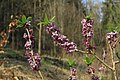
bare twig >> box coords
[114,36,120,47]
[38,70,44,80]
[115,61,120,64]
[94,54,113,71]
[109,45,117,80]
[76,50,90,54]
[76,49,113,71]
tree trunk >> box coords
[11,0,14,49]
[38,24,42,54]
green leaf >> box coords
[22,15,27,23]
[106,23,115,32]
[16,20,21,23]
[16,15,32,29]
[86,58,91,65]
[43,14,49,26]
[85,16,90,19]
[108,26,114,32]
[84,55,92,65]
[91,56,95,62]
[16,24,23,28]
[115,24,120,32]
[85,13,93,19]
[67,58,76,67]
[27,17,32,21]
[50,16,55,23]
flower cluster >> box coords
[91,74,100,80]
[23,29,34,49]
[23,25,40,71]
[98,65,106,72]
[87,66,100,80]
[81,18,95,51]
[68,68,77,80]
[87,66,95,74]
[46,23,78,53]
[25,51,41,71]
[106,32,119,48]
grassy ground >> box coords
[0,48,120,80]
[0,48,70,80]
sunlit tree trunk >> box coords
[38,23,42,54]
[37,0,42,54]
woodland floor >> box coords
[0,48,120,80]
[0,48,70,80]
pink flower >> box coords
[81,18,95,51]
[24,41,31,49]
[23,33,28,39]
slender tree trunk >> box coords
[16,31,19,50]
[53,0,56,55]
[12,32,15,49]
[11,0,15,49]
[38,24,42,54]
[38,0,42,54]
[33,0,36,22]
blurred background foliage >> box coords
[0,0,120,59]
[0,0,108,53]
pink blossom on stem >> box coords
[81,18,95,51]
[46,23,78,53]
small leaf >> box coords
[115,24,120,32]
[16,24,23,28]
[16,20,21,23]
[67,58,76,67]
[50,16,55,23]
[27,17,32,21]
[108,26,114,32]
[84,55,92,65]
[43,14,49,26]
[85,16,90,19]
[91,56,95,62]
[85,13,94,19]
[22,15,27,23]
